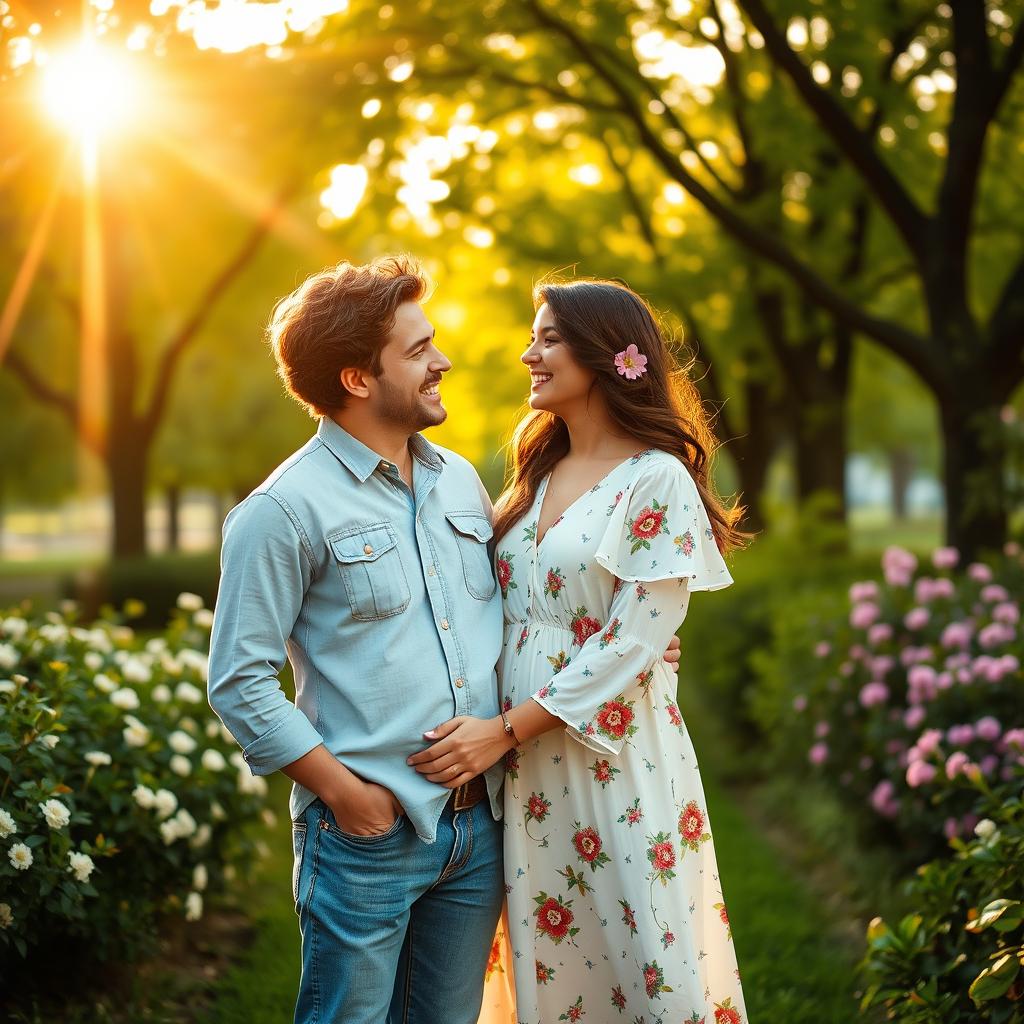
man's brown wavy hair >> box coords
[267,255,429,417]
[492,277,747,554]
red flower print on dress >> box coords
[714,997,742,1024]
[617,796,643,826]
[674,530,695,557]
[684,1014,707,1024]
[618,898,637,935]
[665,701,685,736]
[589,758,620,788]
[533,892,578,945]
[485,935,503,979]
[569,606,602,647]
[678,799,712,853]
[526,792,551,824]
[714,901,733,941]
[571,821,610,871]
[496,551,516,598]
[598,617,622,649]
[505,746,520,781]
[636,668,654,694]
[635,583,649,602]
[544,567,567,597]
[515,624,530,654]
[558,995,584,1022]
[641,960,672,999]
[610,985,627,1012]
[606,490,623,516]
[594,697,637,742]
[502,695,512,712]
[646,831,677,884]
[535,960,556,984]
[661,929,676,949]
[627,499,670,554]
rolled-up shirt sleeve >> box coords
[208,492,325,775]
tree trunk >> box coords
[107,431,148,559]
[729,376,777,535]
[166,483,181,553]
[938,393,1007,560]
[889,448,915,521]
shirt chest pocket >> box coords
[329,524,411,621]
[446,511,496,601]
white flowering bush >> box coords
[0,594,268,973]
[754,541,1024,867]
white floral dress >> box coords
[493,450,747,1024]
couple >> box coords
[208,256,748,1024]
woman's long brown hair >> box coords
[492,278,748,554]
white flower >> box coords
[38,623,68,645]
[153,788,178,820]
[67,850,95,882]
[123,718,151,748]
[170,754,192,777]
[175,680,204,703]
[84,651,103,671]
[201,749,227,772]
[169,730,197,755]
[111,625,134,645]
[228,751,245,770]
[151,684,172,703]
[184,891,203,921]
[179,717,198,733]
[0,808,16,838]
[192,863,208,891]
[0,644,17,671]
[39,798,71,830]
[110,687,140,710]
[193,609,214,630]
[1,617,28,640]
[261,809,278,828]
[0,679,16,695]
[133,784,156,809]
[210,802,226,822]
[975,818,998,840]
[190,823,212,848]
[161,807,197,845]
[37,734,60,750]
[122,657,152,684]
[237,771,268,797]
[177,592,204,612]
[205,721,220,739]
[145,638,168,655]
[160,655,182,676]
[94,673,118,693]
[8,842,32,870]
[0,903,12,929]
[85,751,112,766]
[160,819,180,845]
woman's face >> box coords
[522,303,596,414]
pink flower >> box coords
[968,562,993,583]
[882,546,917,587]
[859,682,889,708]
[871,655,895,677]
[850,602,880,629]
[932,546,959,570]
[870,780,898,818]
[943,816,959,839]
[945,751,970,779]
[936,671,953,690]
[993,602,1020,625]
[931,578,955,599]
[979,622,1014,649]
[814,720,830,738]
[975,716,1001,741]
[1005,541,1021,557]
[868,623,893,646]
[980,754,999,777]
[808,742,829,765]
[849,581,880,603]
[814,641,831,658]
[614,344,648,380]
[916,728,944,756]
[981,584,1010,603]
[903,706,926,730]
[792,695,807,712]
[947,723,975,746]
[1000,728,1024,751]
[904,607,930,631]
[906,760,937,788]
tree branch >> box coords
[141,180,298,441]
[4,350,81,432]
[989,248,1024,392]
[522,0,939,392]
[599,131,664,265]
[738,0,929,264]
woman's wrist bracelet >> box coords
[500,710,520,745]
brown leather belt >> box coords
[447,774,488,812]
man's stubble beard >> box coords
[377,375,447,434]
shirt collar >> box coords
[317,418,445,483]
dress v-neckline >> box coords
[533,452,646,551]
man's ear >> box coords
[339,367,371,399]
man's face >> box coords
[370,302,452,432]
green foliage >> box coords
[860,786,1024,1023]
[0,598,270,997]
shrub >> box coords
[0,595,269,983]
[860,774,1024,1022]
[754,542,1024,867]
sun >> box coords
[40,39,142,145]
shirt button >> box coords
[440,618,450,630]
[363,544,374,555]
[427,564,436,576]
[381,461,391,470]
[454,677,464,688]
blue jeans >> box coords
[292,798,503,1024]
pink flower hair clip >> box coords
[614,344,648,380]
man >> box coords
[208,255,680,1024]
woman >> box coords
[409,278,748,1024]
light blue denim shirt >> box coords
[208,417,504,842]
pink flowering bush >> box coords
[764,542,1024,864]
[0,596,269,983]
